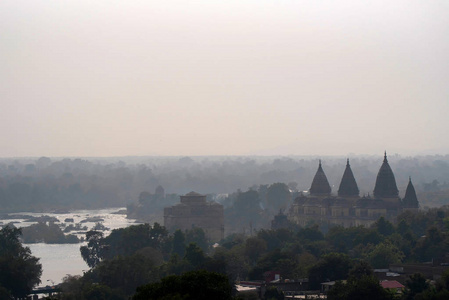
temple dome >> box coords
[373,152,399,198]
[402,177,419,208]
[309,160,331,196]
[338,159,360,197]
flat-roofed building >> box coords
[164,191,224,242]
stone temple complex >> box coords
[288,153,419,228]
[164,191,224,242]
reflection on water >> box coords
[1,207,141,286]
[28,243,88,286]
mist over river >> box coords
[1,208,141,286]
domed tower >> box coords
[373,152,399,198]
[309,160,331,197]
[338,159,360,198]
[402,177,419,209]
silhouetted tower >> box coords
[402,177,419,208]
[338,158,359,197]
[373,152,399,198]
[309,160,331,196]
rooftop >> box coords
[380,280,405,289]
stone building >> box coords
[288,153,419,228]
[164,191,224,242]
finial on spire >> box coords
[347,158,350,166]
[409,176,411,182]
[319,159,322,167]
[384,151,388,162]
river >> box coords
[1,208,141,286]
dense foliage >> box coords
[0,226,42,298]
[80,223,170,268]
[327,275,394,300]
[133,270,233,300]
[72,224,215,299]
[48,206,449,299]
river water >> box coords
[1,208,141,286]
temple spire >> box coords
[403,177,419,208]
[338,158,359,197]
[310,160,331,196]
[374,152,399,198]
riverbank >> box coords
[0,207,142,286]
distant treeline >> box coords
[1,155,449,212]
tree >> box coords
[172,229,186,257]
[133,270,233,300]
[225,189,265,233]
[107,223,169,259]
[408,269,449,299]
[248,248,298,280]
[185,227,209,253]
[234,190,262,218]
[80,230,104,268]
[160,253,192,277]
[0,226,42,298]
[403,273,429,300]
[244,237,267,265]
[327,275,393,300]
[59,275,86,300]
[92,253,160,297]
[213,246,249,282]
[396,219,411,236]
[364,241,404,268]
[81,223,171,268]
[308,253,352,290]
[297,224,324,242]
[59,274,125,300]
[256,228,294,252]
[412,226,447,262]
[266,183,291,214]
[326,225,382,253]
[184,243,206,267]
[348,260,373,279]
[373,217,395,236]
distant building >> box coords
[155,185,165,198]
[380,280,405,294]
[164,191,224,242]
[288,153,419,228]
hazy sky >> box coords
[1,1,448,157]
